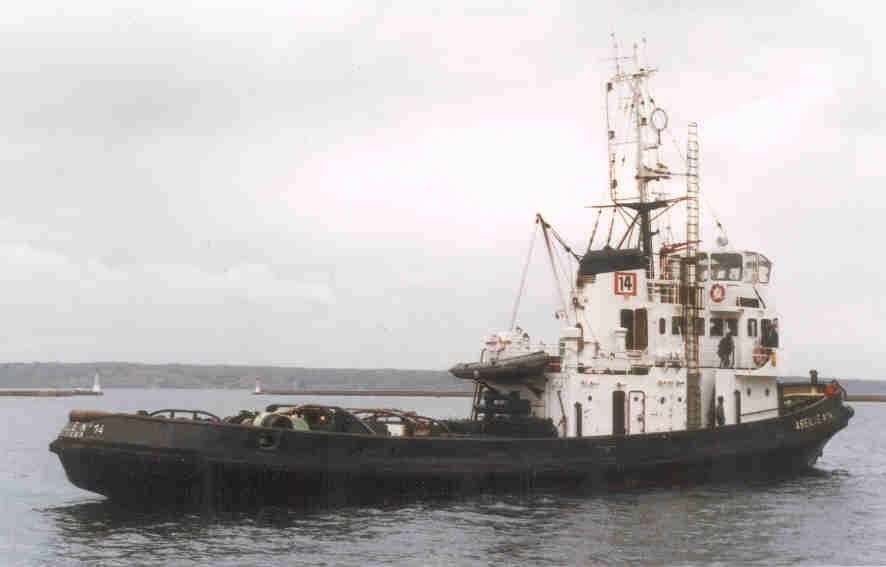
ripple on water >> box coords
[6,390,886,566]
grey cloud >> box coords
[0,2,882,377]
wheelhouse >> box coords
[696,250,772,284]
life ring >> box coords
[825,382,838,397]
[710,283,726,303]
[752,345,769,367]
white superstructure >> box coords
[472,40,783,437]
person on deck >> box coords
[718,330,735,368]
[715,396,726,426]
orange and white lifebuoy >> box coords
[752,345,769,367]
[710,283,726,303]
[825,381,839,397]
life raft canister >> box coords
[752,345,769,367]
[710,283,726,303]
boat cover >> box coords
[449,351,551,382]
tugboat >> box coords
[49,41,853,509]
[449,38,839,442]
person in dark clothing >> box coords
[708,393,720,427]
[769,319,779,348]
[715,396,726,426]
[718,330,735,368]
[762,319,780,348]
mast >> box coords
[605,39,671,274]
[633,43,647,205]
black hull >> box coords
[50,395,853,510]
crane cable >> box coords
[539,215,571,320]
[536,214,600,343]
[509,219,540,331]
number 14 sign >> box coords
[614,272,637,296]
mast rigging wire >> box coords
[667,126,727,242]
[586,209,603,252]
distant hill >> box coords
[0,362,471,391]
[0,362,881,394]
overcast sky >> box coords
[1,1,882,378]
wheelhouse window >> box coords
[741,252,772,284]
[759,255,772,284]
[711,253,743,281]
[710,318,724,337]
[744,253,757,283]
[747,318,758,338]
[696,252,709,282]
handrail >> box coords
[147,408,222,422]
[348,408,452,435]
[264,404,376,435]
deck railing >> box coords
[647,280,681,304]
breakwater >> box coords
[0,390,103,397]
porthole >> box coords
[633,397,639,402]
[587,395,593,402]
[677,397,682,403]
[746,388,752,396]
[765,388,770,397]
[659,397,666,404]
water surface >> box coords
[2,389,883,566]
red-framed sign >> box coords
[614,272,637,296]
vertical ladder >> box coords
[683,122,702,429]
[470,380,484,421]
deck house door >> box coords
[635,308,648,350]
[628,390,646,434]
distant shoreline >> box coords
[0,362,882,394]
[0,390,103,397]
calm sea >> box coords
[1,388,884,566]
